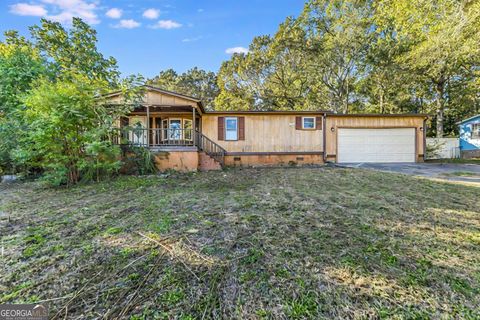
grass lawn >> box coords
[427,158,480,165]
[1,167,479,319]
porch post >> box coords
[192,107,196,147]
[146,105,150,147]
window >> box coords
[302,117,315,129]
[225,117,238,140]
[162,119,168,141]
[473,123,480,139]
[166,119,182,140]
[184,119,193,141]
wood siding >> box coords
[144,91,197,107]
[108,90,199,109]
[325,115,426,162]
[202,114,324,153]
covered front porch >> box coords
[114,106,226,166]
[107,85,226,169]
[118,105,201,148]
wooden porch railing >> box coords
[194,130,226,165]
[112,128,226,165]
[112,128,195,147]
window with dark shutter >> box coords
[238,117,245,140]
[316,117,322,130]
[295,117,302,130]
[218,117,225,140]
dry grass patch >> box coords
[1,167,479,319]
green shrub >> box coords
[121,146,157,175]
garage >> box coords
[337,128,416,163]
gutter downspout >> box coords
[323,113,327,162]
[423,117,427,161]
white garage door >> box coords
[337,128,416,163]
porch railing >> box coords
[112,128,195,147]
[195,130,226,165]
[112,127,226,165]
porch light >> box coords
[331,127,335,132]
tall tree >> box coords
[215,0,479,133]
[216,0,373,113]
[148,67,219,110]
[358,27,430,114]
[300,0,374,113]
[374,0,480,137]
[148,69,179,90]
[216,22,329,111]
[30,18,120,86]
[1,18,142,184]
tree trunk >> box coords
[379,89,384,114]
[435,81,445,138]
[344,77,349,114]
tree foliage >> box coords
[214,0,480,137]
[16,77,115,185]
[374,0,480,136]
[30,18,120,85]
[0,31,47,174]
[0,19,142,185]
[215,0,373,112]
[148,67,219,110]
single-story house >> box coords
[107,85,428,171]
[458,114,480,158]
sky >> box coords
[0,0,305,78]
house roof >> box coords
[205,110,330,115]
[328,113,428,118]
[457,114,480,125]
[205,111,428,118]
[104,85,206,113]
[105,86,430,119]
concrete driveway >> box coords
[339,162,480,184]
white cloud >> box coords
[182,36,203,43]
[9,3,47,16]
[143,8,160,19]
[106,8,122,19]
[40,0,100,24]
[151,20,182,30]
[197,8,204,13]
[10,0,100,23]
[114,19,141,29]
[226,47,249,54]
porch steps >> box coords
[199,152,222,171]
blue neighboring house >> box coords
[458,114,480,158]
